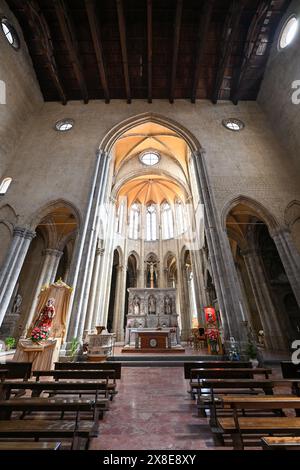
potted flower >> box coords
[207,328,219,354]
[30,326,49,344]
[245,340,259,367]
[5,336,16,351]
[70,337,80,361]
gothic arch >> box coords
[127,250,140,270]
[221,195,280,232]
[99,112,203,155]
[284,200,300,227]
[0,204,18,234]
[28,198,81,230]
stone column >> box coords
[192,150,248,344]
[66,150,111,342]
[25,248,63,330]
[0,227,36,326]
[85,244,105,332]
[270,227,300,307]
[112,264,126,341]
[241,248,287,350]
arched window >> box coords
[0,177,12,195]
[162,202,174,240]
[146,203,157,241]
[176,199,187,235]
[117,201,124,234]
[129,202,140,240]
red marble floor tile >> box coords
[90,365,286,450]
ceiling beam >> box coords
[85,0,110,103]
[116,0,131,103]
[53,0,89,103]
[231,0,273,104]
[211,0,245,104]
[191,0,214,103]
[23,0,67,104]
[169,0,183,104]
[147,0,152,103]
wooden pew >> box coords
[0,362,32,381]
[184,361,252,397]
[0,397,108,423]
[54,361,122,380]
[214,397,300,449]
[0,369,8,383]
[0,419,95,450]
[32,370,117,400]
[1,381,109,402]
[281,362,300,379]
[0,442,62,450]
[184,361,252,379]
[261,436,300,450]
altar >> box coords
[122,288,185,353]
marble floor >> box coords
[90,366,228,450]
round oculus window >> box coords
[55,119,74,132]
[222,118,245,132]
[140,151,160,166]
[1,18,20,49]
[279,16,298,49]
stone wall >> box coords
[258,0,300,172]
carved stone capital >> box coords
[13,226,36,240]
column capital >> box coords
[43,248,64,258]
[13,226,36,240]
[269,226,291,239]
[96,247,105,256]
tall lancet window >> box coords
[146,203,157,241]
[117,201,124,234]
[129,202,140,240]
[176,199,187,235]
[162,202,174,240]
[0,177,12,195]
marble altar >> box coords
[124,288,181,348]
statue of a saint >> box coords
[149,295,156,314]
[12,293,22,315]
[133,296,140,315]
[164,295,172,314]
[35,298,56,329]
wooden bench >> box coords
[0,362,32,381]
[215,398,300,449]
[32,370,117,400]
[0,369,8,383]
[281,361,300,379]
[0,442,62,450]
[261,436,300,450]
[184,361,252,380]
[1,381,109,402]
[54,361,122,379]
[184,361,252,397]
[0,419,95,450]
[0,397,108,423]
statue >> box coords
[35,298,56,329]
[133,296,140,315]
[148,295,156,314]
[12,293,22,315]
[164,295,172,314]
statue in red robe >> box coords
[35,298,56,329]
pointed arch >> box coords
[99,112,203,155]
[221,195,280,232]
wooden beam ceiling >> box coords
[53,0,89,103]
[231,0,273,105]
[24,0,67,104]
[147,0,152,104]
[169,0,183,104]
[211,0,246,104]
[191,0,214,103]
[116,0,131,104]
[85,0,110,103]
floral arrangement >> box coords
[31,326,50,343]
[206,329,219,342]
